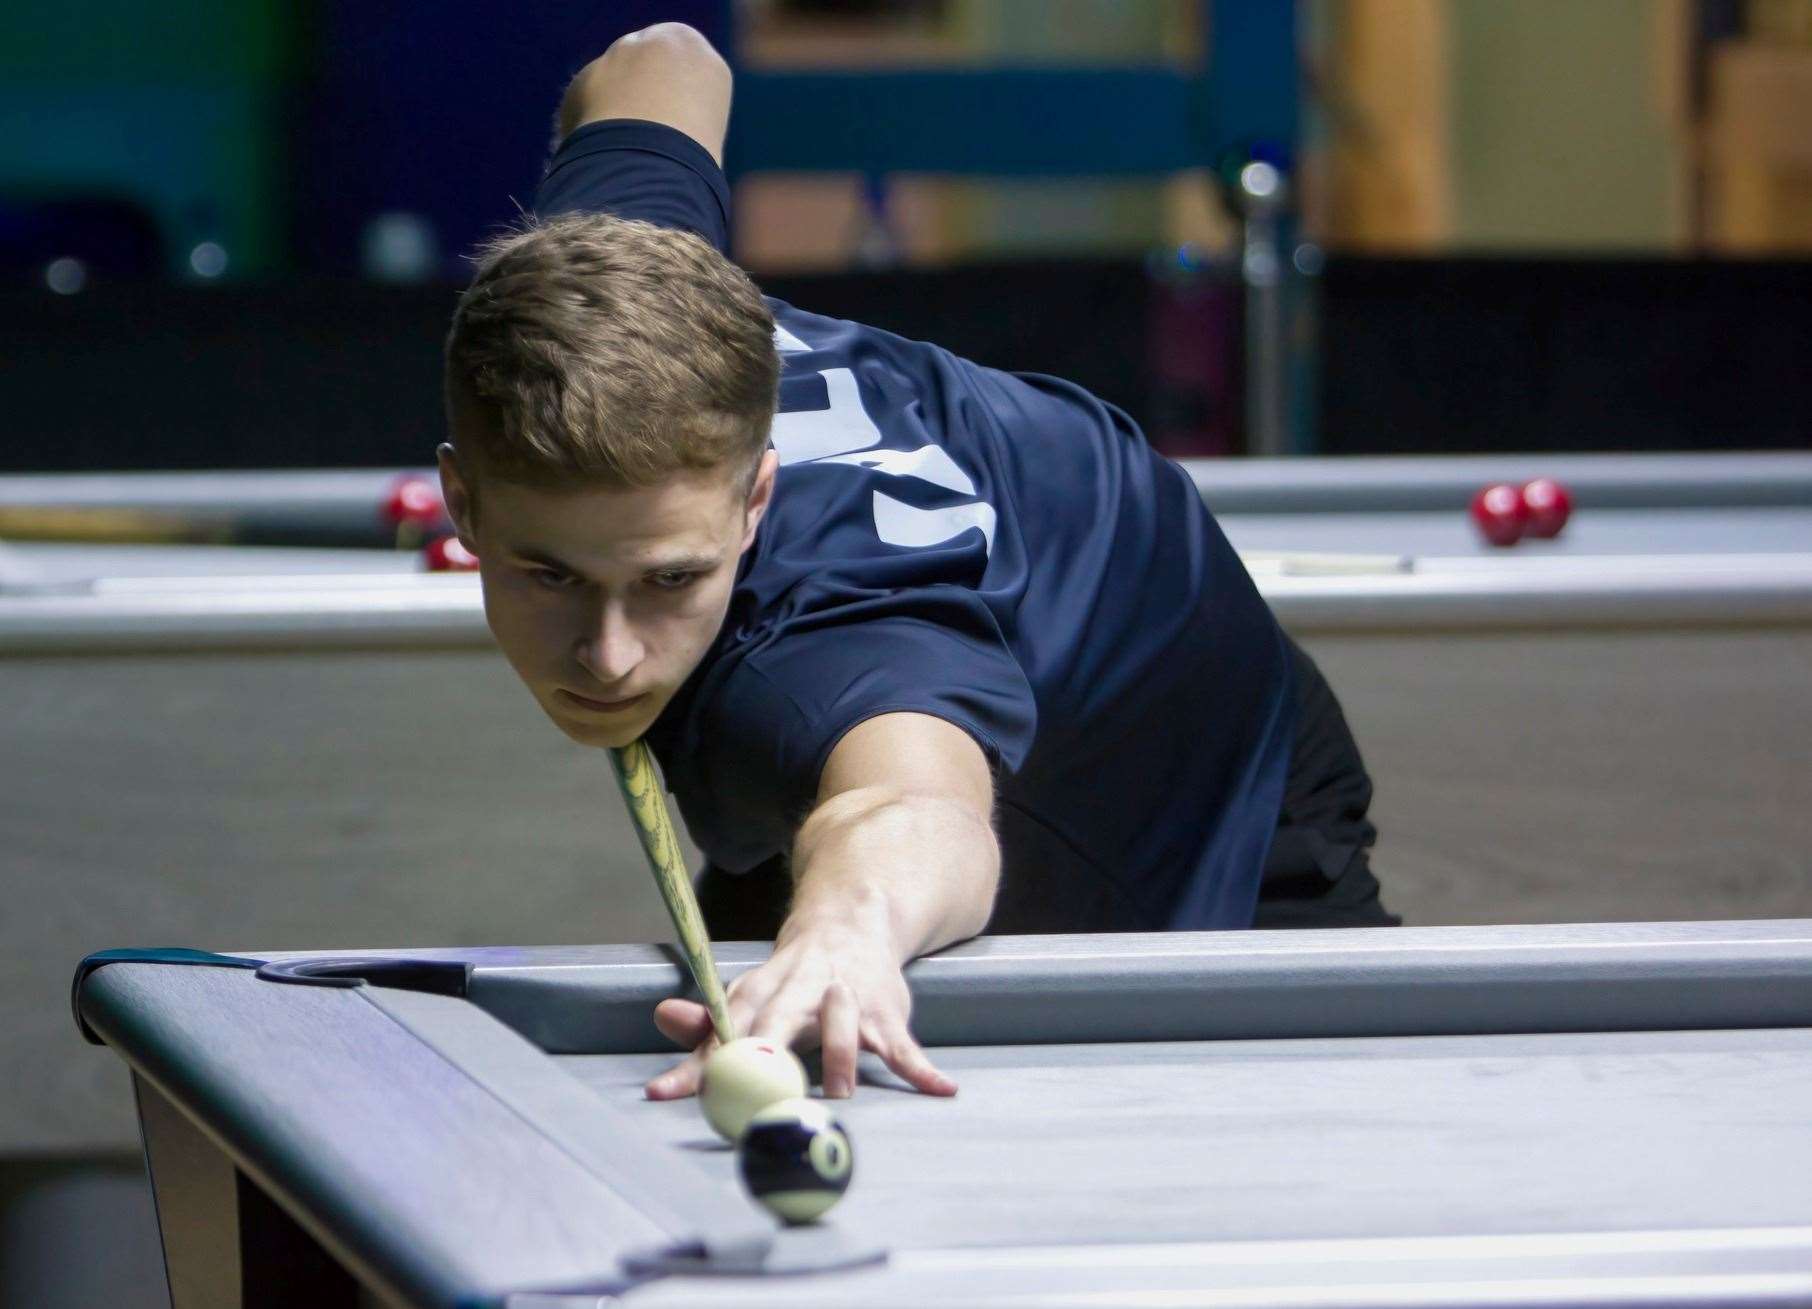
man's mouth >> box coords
[556,688,648,714]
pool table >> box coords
[75,920,1812,1308]
[9,453,1812,1173]
[1190,451,1812,631]
[5,452,1812,647]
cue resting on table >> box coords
[610,739,739,1045]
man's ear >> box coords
[436,444,479,549]
[739,448,780,552]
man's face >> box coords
[438,446,777,749]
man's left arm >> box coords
[533,25,735,255]
[646,712,999,1100]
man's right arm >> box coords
[556,23,732,165]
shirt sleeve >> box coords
[705,604,1039,827]
[533,119,731,255]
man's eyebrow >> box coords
[639,552,724,573]
[507,546,724,574]
[508,546,582,573]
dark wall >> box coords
[3,282,458,471]
[1316,258,1812,454]
[0,261,1152,472]
[290,2,730,276]
[3,257,1807,472]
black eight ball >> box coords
[735,1096,854,1224]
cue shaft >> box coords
[1236,549,1414,576]
[608,740,739,1045]
[0,503,413,550]
[0,504,234,545]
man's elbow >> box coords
[557,23,732,149]
[596,22,732,103]
[614,22,729,73]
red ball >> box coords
[1519,478,1572,539]
[1469,483,1528,547]
[382,475,446,529]
[423,535,479,571]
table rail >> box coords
[235,920,1812,1055]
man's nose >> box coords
[576,601,644,684]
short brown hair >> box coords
[444,212,779,491]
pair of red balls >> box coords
[380,475,479,571]
[1470,478,1572,547]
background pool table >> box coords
[6,452,1811,1169]
[74,920,1812,1308]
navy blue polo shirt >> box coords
[533,120,1295,931]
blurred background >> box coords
[4,0,1811,470]
[2,2,1809,1305]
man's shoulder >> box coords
[766,298,952,368]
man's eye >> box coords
[529,568,575,589]
[648,570,699,591]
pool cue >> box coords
[0,503,405,550]
[1236,549,1415,576]
[609,739,739,1046]
[0,504,234,546]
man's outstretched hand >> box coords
[648,713,997,1106]
[643,924,958,1102]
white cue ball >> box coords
[699,1037,808,1141]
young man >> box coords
[438,24,1394,1106]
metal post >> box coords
[1238,160,1291,458]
